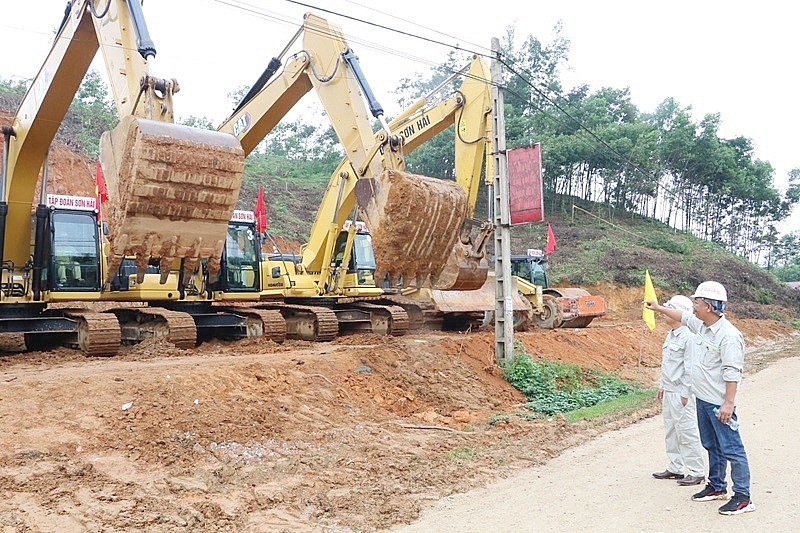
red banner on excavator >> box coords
[507,144,544,224]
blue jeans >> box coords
[695,398,751,497]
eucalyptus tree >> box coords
[649,98,699,229]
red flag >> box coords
[254,185,267,233]
[95,163,108,203]
[545,223,556,256]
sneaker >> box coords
[719,493,756,515]
[692,483,728,501]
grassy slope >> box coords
[505,206,800,320]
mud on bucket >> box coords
[98,116,245,283]
[355,168,487,290]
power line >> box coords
[283,0,493,59]
[276,0,652,180]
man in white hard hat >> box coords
[651,294,705,486]
[645,281,754,515]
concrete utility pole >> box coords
[490,37,514,362]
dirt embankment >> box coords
[0,291,795,531]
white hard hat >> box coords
[664,295,693,313]
[692,281,727,302]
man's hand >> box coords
[680,396,688,407]
[717,400,735,423]
[647,301,685,322]
[657,389,664,401]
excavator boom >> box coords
[219,13,478,290]
[2,0,243,282]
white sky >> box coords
[2,0,798,232]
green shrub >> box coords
[646,235,690,254]
[503,343,638,418]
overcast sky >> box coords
[2,0,797,231]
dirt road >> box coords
[394,354,800,533]
[0,306,796,532]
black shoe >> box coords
[719,492,756,515]
[652,470,684,480]
[692,483,728,502]
[677,475,705,486]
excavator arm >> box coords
[300,55,496,291]
[1,0,244,289]
[218,13,480,290]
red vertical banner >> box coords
[254,185,267,233]
[507,144,544,224]
[95,163,108,202]
[95,163,108,220]
[545,223,556,256]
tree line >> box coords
[395,28,800,277]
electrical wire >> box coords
[4,0,649,180]
[225,0,645,177]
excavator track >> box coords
[258,303,339,342]
[350,302,409,336]
[379,295,428,330]
[64,311,122,357]
[233,308,287,343]
[110,307,197,349]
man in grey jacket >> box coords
[651,294,705,486]
[646,281,755,515]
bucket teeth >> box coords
[158,257,172,284]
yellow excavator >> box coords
[209,13,601,340]
[377,59,607,330]
[0,0,262,354]
[213,13,489,340]
[295,52,606,331]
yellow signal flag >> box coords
[643,269,657,330]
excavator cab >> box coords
[47,207,102,292]
[331,227,376,288]
[218,216,261,292]
[511,252,549,288]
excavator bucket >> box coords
[433,232,490,291]
[355,168,487,290]
[99,116,245,282]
